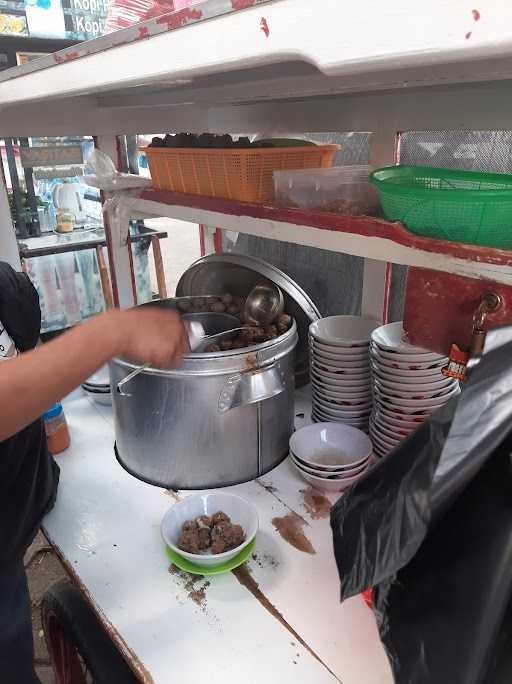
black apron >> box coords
[0,262,59,570]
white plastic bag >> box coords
[84,150,152,192]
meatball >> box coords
[197,527,211,551]
[226,304,240,316]
[277,313,292,329]
[210,302,227,313]
[220,294,233,306]
[205,344,221,353]
[212,511,231,525]
[197,515,212,529]
[178,528,201,554]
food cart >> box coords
[1,1,512,682]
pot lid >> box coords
[176,253,321,383]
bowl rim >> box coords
[161,492,259,564]
[290,422,373,468]
[290,450,370,476]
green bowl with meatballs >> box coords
[161,492,259,571]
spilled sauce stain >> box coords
[472,8,480,21]
[165,489,181,502]
[301,486,331,520]
[272,514,316,555]
[233,565,340,681]
[168,565,210,609]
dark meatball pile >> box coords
[177,511,245,555]
[178,294,293,353]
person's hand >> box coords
[114,307,190,369]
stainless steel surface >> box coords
[111,297,298,489]
[182,312,240,336]
[176,253,320,387]
[194,326,246,353]
[116,363,150,397]
[245,282,284,326]
[218,362,285,413]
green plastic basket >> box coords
[370,165,512,249]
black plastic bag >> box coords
[331,327,512,682]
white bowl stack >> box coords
[289,423,373,493]
[309,316,380,432]
[82,365,112,405]
[369,322,459,458]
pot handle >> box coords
[116,363,150,397]
[218,362,285,413]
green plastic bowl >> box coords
[370,165,512,249]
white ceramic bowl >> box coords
[311,410,369,428]
[371,353,446,372]
[374,400,431,419]
[290,452,370,479]
[290,422,372,470]
[376,384,459,409]
[311,374,371,390]
[370,344,444,364]
[373,379,457,401]
[313,397,372,418]
[311,341,370,357]
[370,426,399,449]
[372,409,423,430]
[85,364,110,387]
[311,353,370,369]
[371,416,413,440]
[371,322,437,355]
[291,456,370,491]
[310,316,380,347]
[161,492,258,568]
[312,359,370,374]
[371,364,447,383]
[374,375,454,392]
[312,391,372,407]
[310,342,370,361]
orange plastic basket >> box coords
[143,145,339,203]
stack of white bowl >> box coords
[82,365,111,405]
[370,322,459,458]
[309,316,380,431]
[289,423,373,493]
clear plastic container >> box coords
[273,165,380,215]
[43,403,71,455]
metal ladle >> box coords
[118,285,285,394]
[244,283,284,326]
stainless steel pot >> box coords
[176,253,321,387]
[111,298,298,489]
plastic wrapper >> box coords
[331,326,512,682]
[84,150,152,192]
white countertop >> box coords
[43,391,392,683]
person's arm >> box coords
[0,307,189,441]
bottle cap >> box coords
[44,403,63,420]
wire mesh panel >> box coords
[398,131,512,173]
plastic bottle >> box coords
[43,403,71,455]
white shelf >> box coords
[2,0,512,137]
[116,189,512,286]
[43,392,392,684]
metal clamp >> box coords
[218,362,285,413]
